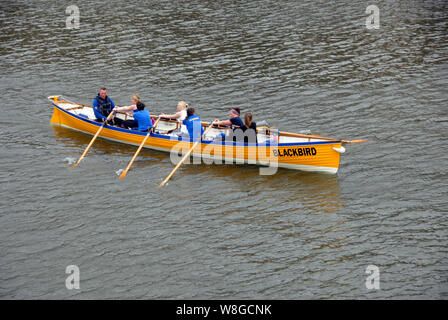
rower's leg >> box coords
[112,117,124,127]
[122,119,138,129]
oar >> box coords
[119,117,161,179]
[278,130,365,144]
[278,130,337,141]
[341,139,366,144]
[158,124,213,188]
[72,111,115,167]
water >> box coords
[1,0,447,299]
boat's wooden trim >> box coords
[55,99,318,136]
[50,97,342,142]
[59,99,134,118]
[48,97,343,173]
[278,131,339,142]
[66,106,85,111]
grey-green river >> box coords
[0,0,447,299]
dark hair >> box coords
[244,113,253,128]
[136,101,145,111]
[100,87,107,91]
[186,107,195,118]
[231,107,241,115]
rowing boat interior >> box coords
[55,100,330,144]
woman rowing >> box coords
[159,101,189,136]
[160,101,188,121]
[212,107,248,141]
[182,107,204,141]
[212,107,244,130]
[113,94,141,128]
[243,112,258,143]
[115,100,153,132]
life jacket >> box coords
[95,94,113,117]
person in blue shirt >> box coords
[116,101,153,132]
[182,107,204,141]
[133,102,153,132]
[92,87,123,126]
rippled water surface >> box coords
[0,0,447,299]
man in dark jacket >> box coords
[92,87,123,126]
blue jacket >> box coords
[133,109,153,132]
[93,94,115,120]
[183,115,204,141]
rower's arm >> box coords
[92,99,106,120]
[160,111,181,119]
[115,105,136,112]
[214,119,232,126]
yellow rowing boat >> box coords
[48,96,347,174]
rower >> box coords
[212,107,245,141]
[182,107,204,141]
[114,94,142,129]
[213,107,244,129]
[92,87,124,127]
[133,102,153,132]
[243,112,258,144]
[159,101,189,136]
[115,101,152,132]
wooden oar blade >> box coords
[342,139,366,144]
[119,169,129,179]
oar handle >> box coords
[152,116,161,132]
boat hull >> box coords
[50,102,342,174]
